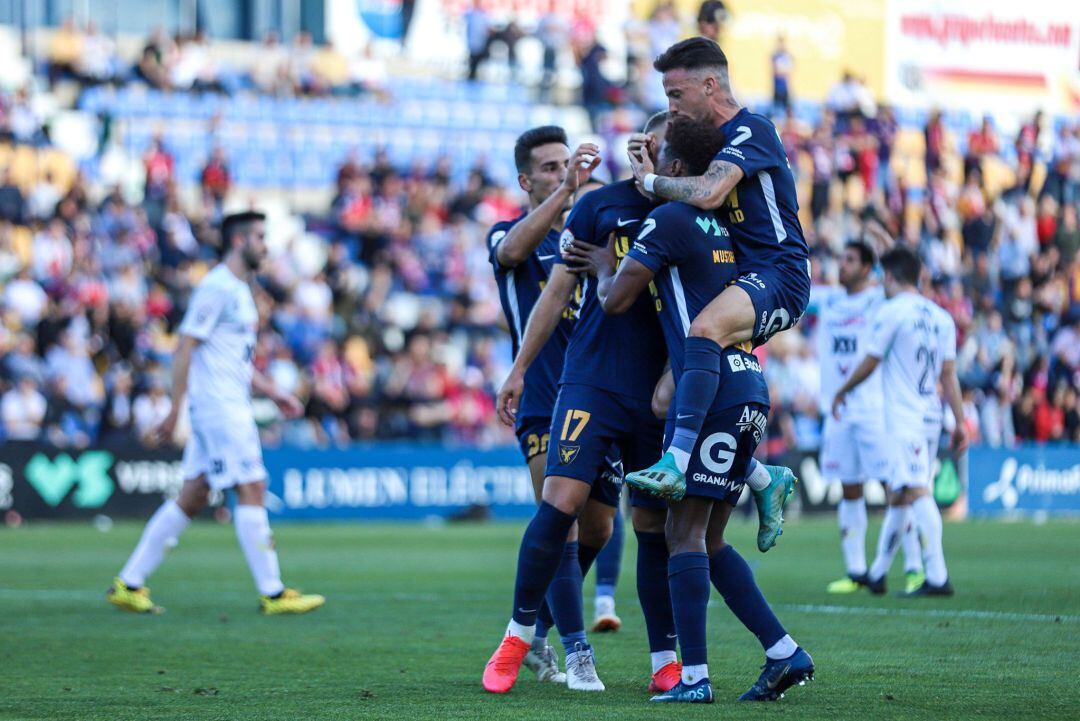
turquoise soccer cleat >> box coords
[650,678,714,703]
[625,452,686,501]
[752,465,797,552]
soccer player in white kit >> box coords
[832,247,967,597]
[107,211,325,615]
[818,241,925,594]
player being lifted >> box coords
[818,241,925,594]
[567,118,814,704]
[486,126,620,687]
[484,113,681,695]
[832,247,966,597]
[625,38,805,551]
[107,212,324,616]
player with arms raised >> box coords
[624,38,806,550]
[832,247,966,596]
[107,211,324,615]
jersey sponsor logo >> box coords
[694,216,728,236]
[737,405,768,442]
[727,354,763,374]
[699,432,737,474]
[738,273,767,290]
[833,335,857,354]
[719,146,746,161]
[558,444,580,465]
[632,241,649,255]
[713,249,735,264]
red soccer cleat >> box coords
[648,661,683,693]
[482,634,532,694]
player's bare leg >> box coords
[234,480,324,615]
[108,476,210,614]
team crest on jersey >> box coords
[737,406,768,442]
[558,444,580,465]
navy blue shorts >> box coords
[520,414,624,507]
[546,384,664,504]
[664,401,770,504]
[630,486,668,511]
[736,262,811,343]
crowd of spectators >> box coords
[0,8,1077,455]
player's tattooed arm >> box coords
[496,265,578,426]
[831,354,882,420]
[651,159,744,210]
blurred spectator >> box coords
[1,375,47,441]
[697,1,729,42]
[464,3,492,81]
[965,115,999,177]
[925,109,945,175]
[771,34,793,112]
[536,12,564,103]
[580,41,616,131]
[76,22,118,85]
[0,169,25,223]
[200,147,231,214]
[132,377,172,442]
[47,17,83,87]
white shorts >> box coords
[925,418,942,462]
[181,413,267,490]
[887,430,932,491]
[819,414,891,484]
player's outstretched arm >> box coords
[940,359,969,452]
[629,145,743,210]
[495,143,600,268]
[831,355,881,420]
[153,335,197,444]
[496,265,578,426]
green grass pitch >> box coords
[1,516,1077,720]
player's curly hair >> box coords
[662,116,726,177]
[514,125,568,173]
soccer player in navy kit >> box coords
[567,122,814,704]
[487,126,623,688]
[626,38,807,541]
[483,113,681,695]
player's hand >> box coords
[627,132,655,164]
[497,368,524,427]
[628,145,657,199]
[563,143,601,192]
[273,392,305,419]
[951,424,969,454]
[831,392,845,421]
[153,409,179,445]
[563,236,615,278]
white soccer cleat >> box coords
[523,644,566,683]
[591,595,621,632]
[565,643,605,691]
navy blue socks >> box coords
[668,337,724,460]
[635,530,677,652]
[594,509,623,598]
[668,552,711,667]
[709,544,786,651]
[511,501,576,627]
[547,541,587,655]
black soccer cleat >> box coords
[904,579,955,597]
[865,574,886,596]
[739,647,815,702]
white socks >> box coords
[869,505,907,581]
[234,504,284,597]
[911,496,948,585]
[745,459,771,492]
[507,619,536,645]
[682,663,709,684]
[837,498,868,576]
[119,500,190,588]
[765,634,798,660]
[650,650,678,674]
[668,447,691,474]
[901,507,924,574]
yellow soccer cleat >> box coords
[107,577,164,614]
[826,575,866,594]
[260,588,326,615]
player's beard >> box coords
[242,244,264,271]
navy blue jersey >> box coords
[627,201,769,411]
[715,108,809,274]
[487,215,575,421]
[556,179,666,401]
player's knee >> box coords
[705,537,728,557]
[176,479,210,517]
[541,477,588,517]
[234,480,266,507]
[842,484,864,501]
[577,510,612,550]
[631,506,666,535]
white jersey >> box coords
[866,291,954,436]
[923,301,957,431]
[817,285,885,419]
[177,264,257,419]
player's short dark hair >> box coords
[880,246,921,286]
[514,125,568,173]
[663,116,726,176]
[845,239,877,268]
[654,37,728,75]
[221,211,266,249]
[644,111,670,134]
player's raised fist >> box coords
[564,143,601,191]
